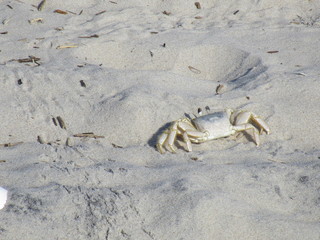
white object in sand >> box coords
[0,187,8,210]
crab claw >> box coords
[234,111,270,135]
[252,117,270,135]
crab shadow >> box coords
[147,113,194,149]
[148,122,172,148]
[229,62,268,90]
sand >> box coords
[0,0,320,239]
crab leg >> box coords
[233,124,261,146]
[185,130,209,143]
[234,111,251,125]
[234,111,270,135]
[179,129,207,151]
[156,131,169,154]
[177,121,194,131]
[177,119,209,151]
[251,116,270,135]
[164,122,179,153]
[182,132,192,152]
[177,120,201,152]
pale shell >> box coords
[0,187,8,210]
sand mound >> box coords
[88,86,182,146]
[76,42,266,88]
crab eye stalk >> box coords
[205,106,210,112]
[198,107,202,115]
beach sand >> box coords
[0,0,320,239]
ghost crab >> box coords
[156,108,270,153]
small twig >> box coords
[56,45,78,49]
[267,50,279,54]
[0,142,23,147]
[2,18,11,25]
[73,133,104,139]
[37,0,46,11]
[56,116,67,129]
[215,84,225,95]
[52,117,58,126]
[11,56,41,65]
[293,72,307,76]
[54,27,64,31]
[78,34,99,39]
[194,2,201,9]
[267,158,287,164]
[112,143,123,148]
[54,9,68,15]
[17,56,41,63]
[95,10,106,16]
[162,11,171,15]
[188,65,201,74]
[67,10,77,15]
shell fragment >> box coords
[0,187,8,210]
